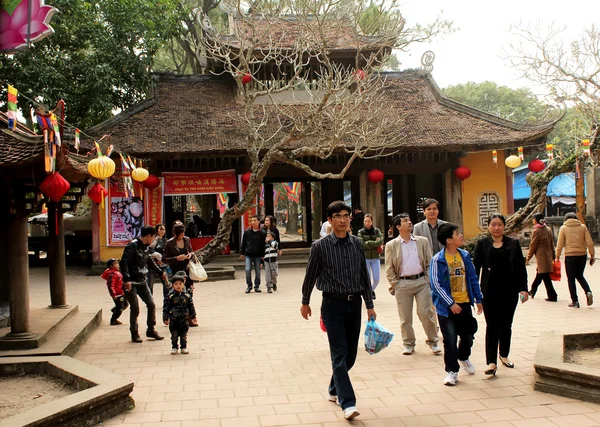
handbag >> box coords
[550,259,561,281]
[377,245,383,254]
[188,258,208,282]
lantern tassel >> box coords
[55,205,59,236]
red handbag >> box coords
[377,245,383,254]
[550,260,561,281]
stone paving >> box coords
[24,252,600,426]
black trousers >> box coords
[321,296,362,410]
[169,319,189,349]
[565,255,591,303]
[482,293,518,365]
[125,281,156,334]
[530,273,558,300]
[438,303,477,373]
[110,296,129,323]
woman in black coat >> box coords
[474,213,529,376]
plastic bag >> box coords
[364,318,394,355]
[188,259,208,282]
[320,316,327,332]
[550,259,561,281]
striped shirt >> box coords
[301,233,374,309]
[264,240,279,262]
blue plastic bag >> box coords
[364,318,394,355]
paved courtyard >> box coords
[27,253,600,427]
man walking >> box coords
[240,215,266,293]
[414,198,446,256]
[385,213,440,355]
[301,201,376,421]
[120,225,168,343]
[350,206,364,236]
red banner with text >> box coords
[144,177,164,227]
[162,170,237,195]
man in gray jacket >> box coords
[413,199,447,256]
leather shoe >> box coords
[131,334,143,343]
[245,287,252,293]
[254,288,262,293]
[545,298,558,302]
[189,318,199,327]
[146,330,164,340]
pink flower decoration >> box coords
[0,0,58,52]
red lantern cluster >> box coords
[528,159,545,173]
[143,174,160,190]
[88,182,108,205]
[241,172,252,186]
[367,169,384,184]
[241,73,252,85]
[40,172,70,202]
[454,166,472,181]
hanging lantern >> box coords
[505,155,522,169]
[241,172,252,186]
[131,167,149,182]
[454,166,471,181]
[88,156,116,180]
[143,174,160,190]
[88,182,108,206]
[241,73,252,85]
[528,159,545,173]
[367,169,384,183]
[40,172,70,202]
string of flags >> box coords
[7,85,17,130]
[518,146,524,160]
[546,143,554,160]
[492,150,498,164]
[583,139,591,156]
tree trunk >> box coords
[287,199,298,235]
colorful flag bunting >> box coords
[7,85,17,130]
[546,143,554,160]
[94,141,102,157]
[74,128,80,152]
[583,139,591,156]
[518,146,524,160]
[492,150,497,164]
[50,113,61,146]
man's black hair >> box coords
[140,225,157,237]
[392,213,410,228]
[437,223,460,246]
[327,201,351,218]
[423,198,440,210]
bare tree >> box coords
[194,0,451,263]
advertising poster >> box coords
[144,177,164,227]
[108,179,144,246]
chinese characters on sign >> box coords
[144,178,164,226]
[162,170,237,195]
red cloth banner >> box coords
[162,170,237,195]
[144,177,164,226]
[107,179,144,246]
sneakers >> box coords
[459,359,476,375]
[181,348,189,354]
[443,371,458,386]
[587,292,594,306]
[171,348,178,355]
[254,288,262,293]
[327,393,340,405]
[146,330,164,340]
[402,346,414,355]
[245,287,252,294]
[343,406,360,420]
[268,288,273,293]
[430,343,442,355]
[569,302,580,308]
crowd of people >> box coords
[300,198,596,421]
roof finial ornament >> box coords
[420,51,435,73]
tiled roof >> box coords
[0,127,45,167]
[85,72,558,156]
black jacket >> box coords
[163,289,197,321]
[351,212,365,235]
[120,239,162,284]
[473,236,527,295]
[241,228,266,257]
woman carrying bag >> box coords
[526,213,558,302]
[357,214,383,299]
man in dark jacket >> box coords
[351,207,364,235]
[121,225,168,343]
[240,215,266,293]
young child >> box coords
[264,231,279,293]
[101,258,128,325]
[163,271,196,354]
[429,223,483,386]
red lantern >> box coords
[143,174,160,190]
[367,169,384,184]
[355,69,366,80]
[241,73,252,85]
[87,182,108,205]
[528,159,545,173]
[241,172,252,186]
[40,172,70,202]
[454,166,472,181]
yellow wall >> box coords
[461,151,509,239]
[99,202,126,262]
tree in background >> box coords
[1,0,184,128]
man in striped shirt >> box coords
[301,201,376,421]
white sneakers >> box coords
[402,346,414,355]
[430,343,442,354]
[171,348,178,355]
[327,394,340,406]
[343,406,360,420]
[403,345,442,355]
[459,359,476,375]
[171,348,189,355]
[444,371,458,386]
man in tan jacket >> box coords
[556,212,595,307]
[386,213,440,355]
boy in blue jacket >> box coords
[430,223,483,386]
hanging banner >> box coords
[107,179,144,246]
[162,170,237,195]
[144,178,164,227]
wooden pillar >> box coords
[505,166,515,215]
[576,159,586,223]
[7,208,32,335]
[47,202,68,307]
[443,168,463,229]
[91,202,100,263]
[359,170,384,231]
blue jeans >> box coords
[245,256,261,289]
[365,259,380,290]
[321,296,362,410]
[438,302,476,373]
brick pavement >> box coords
[27,252,600,426]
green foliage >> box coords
[1,0,184,128]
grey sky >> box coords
[398,0,600,96]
